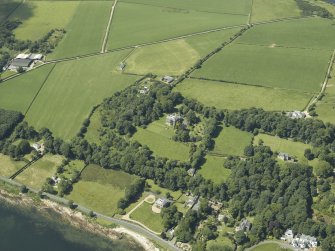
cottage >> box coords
[139,86,149,95]
[32,143,41,151]
[281,229,294,241]
[185,196,198,208]
[287,111,306,119]
[154,198,170,209]
[278,152,291,161]
[236,219,251,232]
[187,168,196,176]
[8,58,33,71]
[166,113,183,127]
[161,76,174,84]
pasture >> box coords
[0,154,26,178]
[15,154,64,190]
[132,117,190,161]
[9,1,79,41]
[239,18,335,50]
[212,126,253,156]
[48,1,113,59]
[0,64,55,113]
[192,43,330,93]
[108,2,247,49]
[199,155,231,184]
[175,79,312,111]
[130,202,164,233]
[25,51,138,139]
[67,164,139,216]
[251,0,301,23]
[119,0,252,15]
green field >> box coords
[61,160,85,180]
[316,62,335,124]
[25,51,138,139]
[193,43,330,92]
[251,0,301,23]
[119,0,252,15]
[15,154,64,190]
[130,201,164,233]
[85,108,103,144]
[240,18,335,50]
[68,164,139,216]
[0,64,55,113]
[175,79,313,111]
[108,2,248,49]
[10,1,79,41]
[146,179,182,201]
[199,155,231,184]
[48,1,113,59]
[0,154,26,178]
[249,242,293,251]
[132,117,190,161]
[212,126,253,156]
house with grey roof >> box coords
[154,198,170,209]
[166,113,183,127]
[161,76,174,84]
[8,58,33,71]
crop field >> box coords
[48,1,113,59]
[67,164,139,216]
[130,202,164,233]
[132,117,190,161]
[15,154,64,190]
[24,51,138,139]
[9,1,79,41]
[251,0,301,23]
[0,64,55,113]
[108,2,248,49]
[119,0,252,15]
[212,126,253,156]
[239,18,335,50]
[193,43,330,93]
[0,154,26,178]
[199,155,231,184]
[175,79,312,111]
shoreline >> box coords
[0,189,158,251]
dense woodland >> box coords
[296,0,333,18]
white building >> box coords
[292,234,318,249]
[154,198,169,209]
[161,76,174,84]
[287,111,306,119]
[281,229,294,242]
[166,113,183,127]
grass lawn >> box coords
[25,51,138,139]
[61,160,86,180]
[240,18,335,50]
[125,40,200,76]
[199,155,231,184]
[0,64,55,113]
[173,194,189,215]
[108,2,247,49]
[67,164,139,216]
[251,0,301,23]
[15,154,64,190]
[85,108,103,144]
[0,70,17,80]
[0,154,26,178]
[249,242,293,251]
[48,1,113,59]
[316,63,335,124]
[175,79,313,111]
[119,0,252,15]
[9,1,79,41]
[146,179,182,201]
[130,201,164,233]
[132,117,190,161]
[193,43,330,93]
[212,126,253,156]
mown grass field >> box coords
[130,202,164,233]
[212,126,253,156]
[119,0,252,15]
[67,164,139,216]
[199,155,231,184]
[0,154,26,178]
[193,43,330,93]
[10,1,79,41]
[15,154,64,190]
[25,51,138,139]
[48,1,113,59]
[0,64,55,113]
[251,0,301,23]
[146,179,182,201]
[240,18,335,50]
[316,63,335,124]
[108,2,247,49]
[175,79,313,111]
[249,242,293,251]
[132,117,190,161]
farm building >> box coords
[119,62,126,71]
[154,198,170,209]
[166,113,183,127]
[287,111,306,119]
[161,76,174,84]
[8,58,34,71]
[16,53,43,60]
